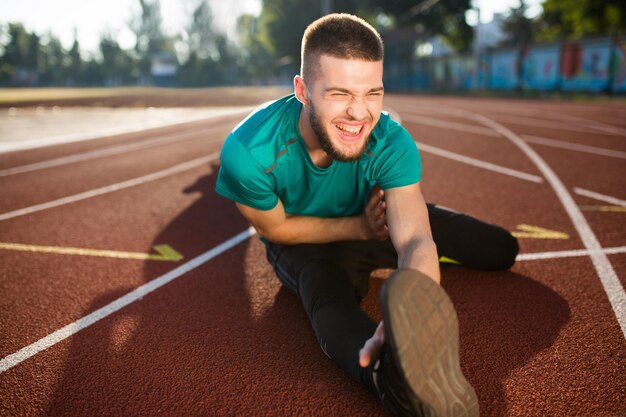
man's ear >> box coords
[293,75,309,106]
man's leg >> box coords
[265,240,387,392]
[428,204,519,270]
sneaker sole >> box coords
[381,269,479,417]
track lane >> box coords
[0,165,249,357]
[0,95,625,416]
[0,125,234,213]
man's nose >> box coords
[347,97,368,120]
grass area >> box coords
[0,86,292,107]
[0,87,143,103]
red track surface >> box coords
[1,95,625,416]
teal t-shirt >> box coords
[215,94,421,217]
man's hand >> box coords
[363,185,388,240]
[359,321,385,367]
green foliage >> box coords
[99,34,138,85]
[500,0,537,47]
[256,0,321,69]
[537,0,626,41]
[12,0,610,87]
[364,0,474,52]
[2,23,30,67]
[176,0,241,86]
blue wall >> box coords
[384,36,626,94]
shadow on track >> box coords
[445,269,571,416]
[46,170,570,416]
[45,169,380,416]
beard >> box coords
[309,101,370,162]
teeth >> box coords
[337,124,362,134]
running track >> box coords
[0,95,625,416]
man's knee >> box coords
[486,226,519,270]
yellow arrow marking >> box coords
[0,242,183,262]
[439,256,460,265]
[511,224,569,240]
[579,205,626,213]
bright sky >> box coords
[0,0,543,53]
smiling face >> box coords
[295,54,384,165]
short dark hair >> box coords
[301,13,384,82]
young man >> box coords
[216,13,518,417]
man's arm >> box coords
[385,181,440,284]
[359,181,440,368]
[236,185,388,245]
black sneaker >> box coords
[373,269,479,417]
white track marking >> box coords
[395,108,626,160]
[574,188,626,206]
[0,153,219,221]
[531,109,626,136]
[0,120,236,177]
[469,112,626,339]
[522,135,626,159]
[395,101,626,136]
[517,246,626,261]
[402,114,499,137]
[416,141,544,183]
[0,107,251,154]
[0,227,256,374]
[472,113,612,134]
[406,101,626,136]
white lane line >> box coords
[517,246,626,261]
[470,112,626,339]
[416,141,544,183]
[402,114,499,137]
[522,135,626,160]
[0,107,251,154]
[391,107,542,183]
[0,153,219,221]
[574,188,626,207]
[0,227,256,374]
[398,107,626,159]
[405,102,626,136]
[0,120,235,177]
[534,110,626,136]
[476,113,609,134]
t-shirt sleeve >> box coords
[215,133,279,210]
[374,124,422,190]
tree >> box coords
[39,33,66,85]
[2,23,30,68]
[255,0,327,72]
[68,31,83,84]
[537,0,626,41]
[99,34,136,85]
[128,0,171,79]
[236,13,276,83]
[365,0,474,53]
[186,0,216,60]
[500,0,536,47]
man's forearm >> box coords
[396,237,441,284]
[261,214,368,245]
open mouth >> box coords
[335,123,365,141]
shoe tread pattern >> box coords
[382,270,479,417]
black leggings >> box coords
[264,204,518,391]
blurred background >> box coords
[1,0,625,95]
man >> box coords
[216,13,518,417]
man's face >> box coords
[305,55,384,162]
